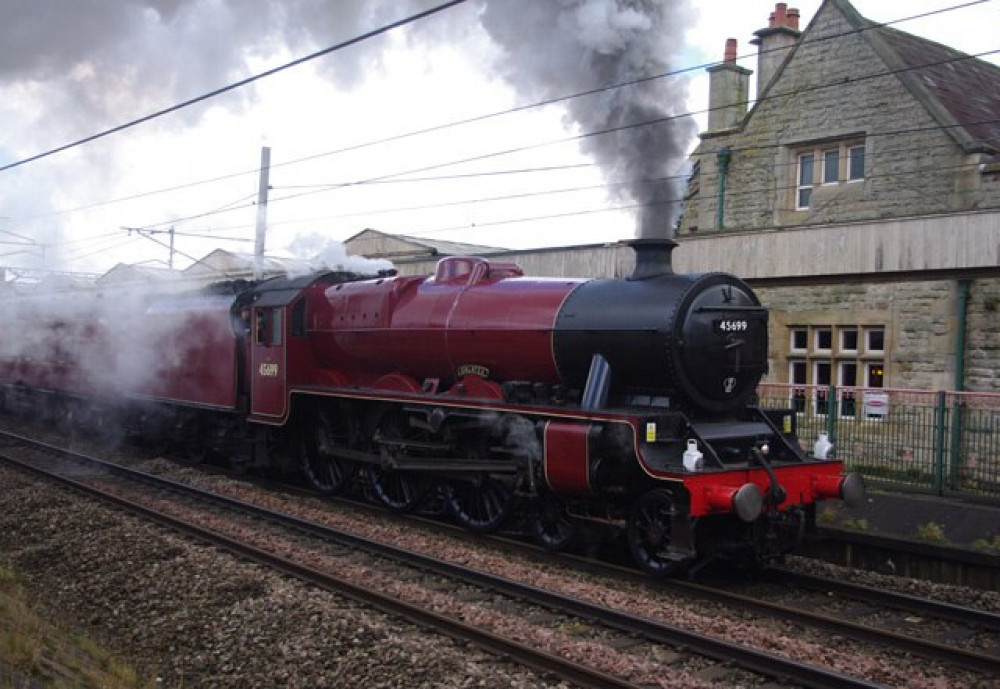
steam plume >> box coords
[0,0,697,252]
[477,0,697,237]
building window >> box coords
[866,362,884,388]
[791,327,808,352]
[797,153,814,209]
[792,139,866,209]
[840,327,858,353]
[790,360,807,413]
[786,324,885,417]
[814,327,832,352]
[866,326,885,353]
[848,145,865,181]
[822,149,839,184]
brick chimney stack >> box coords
[750,2,802,98]
[724,37,737,63]
[706,38,752,132]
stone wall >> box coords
[965,280,1000,391]
[758,277,1000,392]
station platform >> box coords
[819,488,1000,551]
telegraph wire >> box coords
[4,2,998,262]
[255,41,1000,208]
[0,0,469,174]
[239,0,999,177]
[238,136,1000,236]
[189,149,999,244]
[26,123,1000,255]
[5,0,993,217]
[389,157,1000,241]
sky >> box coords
[0,0,997,278]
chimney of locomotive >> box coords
[626,238,677,280]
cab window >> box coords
[255,308,284,346]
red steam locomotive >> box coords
[0,239,863,575]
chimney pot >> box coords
[787,8,800,29]
[775,3,787,26]
[768,11,775,27]
[724,38,737,63]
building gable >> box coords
[680,0,1000,235]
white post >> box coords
[254,146,271,280]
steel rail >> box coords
[0,430,886,689]
[0,449,637,689]
[764,568,1000,632]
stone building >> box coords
[345,0,999,395]
[678,0,1000,394]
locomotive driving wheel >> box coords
[368,408,432,512]
[627,489,688,578]
[446,475,515,533]
[529,495,578,551]
[299,406,355,495]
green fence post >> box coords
[933,391,947,495]
[948,398,964,492]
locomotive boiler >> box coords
[0,238,864,576]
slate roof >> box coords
[182,249,317,278]
[344,228,505,258]
[833,0,999,159]
[97,262,181,285]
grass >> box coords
[840,517,869,531]
[0,563,155,688]
[915,522,947,543]
[972,535,1000,553]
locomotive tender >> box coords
[0,238,863,575]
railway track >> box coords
[2,428,997,687]
[0,430,883,688]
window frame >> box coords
[796,153,814,210]
[791,138,866,209]
[848,145,865,182]
[865,326,885,354]
[814,327,832,353]
[822,148,840,185]
[785,323,885,418]
[840,327,858,354]
[790,327,808,353]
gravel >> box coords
[0,465,567,688]
[3,416,999,688]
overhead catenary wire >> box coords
[28,112,1000,259]
[140,42,1000,232]
[3,0,997,266]
[188,128,1000,238]
[8,0,994,225]
[0,0,470,175]
[392,156,1000,240]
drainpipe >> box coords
[948,279,971,490]
[716,147,731,230]
[954,280,970,392]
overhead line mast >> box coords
[254,146,271,280]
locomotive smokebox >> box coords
[627,238,677,280]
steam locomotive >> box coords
[0,238,864,576]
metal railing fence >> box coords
[756,383,1000,499]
